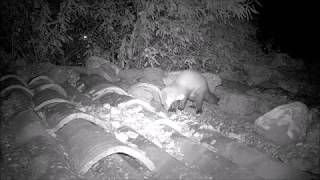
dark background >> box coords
[257,1,318,60]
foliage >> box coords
[0,0,260,69]
[125,0,260,70]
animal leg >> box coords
[169,101,179,112]
[194,95,204,114]
[178,98,188,111]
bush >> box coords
[0,0,260,69]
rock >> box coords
[217,88,259,116]
[246,88,291,114]
[140,67,165,87]
[255,102,309,146]
[259,80,280,89]
[15,121,51,145]
[118,69,143,84]
[218,68,247,83]
[220,79,250,92]
[86,56,120,82]
[244,64,274,86]
[278,80,303,94]
[306,107,320,144]
[202,72,222,92]
[306,124,320,144]
[271,53,305,70]
[309,106,320,125]
[28,154,50,180]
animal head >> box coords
[160,86,185,111]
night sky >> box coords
[257,1,318,61]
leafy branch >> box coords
[0,0,260,69]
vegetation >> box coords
[0,0,260,70]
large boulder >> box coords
[217,88,260,116]
[271,53,305,70]
[243,64,274,86]
[277,80,304,94]
[218,68,247,83]
[201,72,222,92]
[255,102,309,146]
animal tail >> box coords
[204,91,219,104]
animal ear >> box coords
[176,94,185,100]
